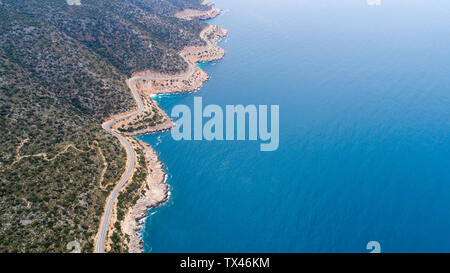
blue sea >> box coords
[138,0,450,252]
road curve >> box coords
[95,26,214,253]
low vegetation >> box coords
[0,0,212,252]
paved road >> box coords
[94,26,213,253]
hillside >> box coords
[0,0,215,252]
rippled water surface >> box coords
[140,0,450,252]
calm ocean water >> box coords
[139,0,450,252]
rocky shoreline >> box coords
[117,13,227,253]
[122,142,169,253]
[175,2,221,21]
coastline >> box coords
[175,7,221,21]
[122,141,169,253]
[175,1,221,20]
[100,7,227,253]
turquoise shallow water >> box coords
[139,0,450,252]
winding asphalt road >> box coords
[95,26,214,253]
